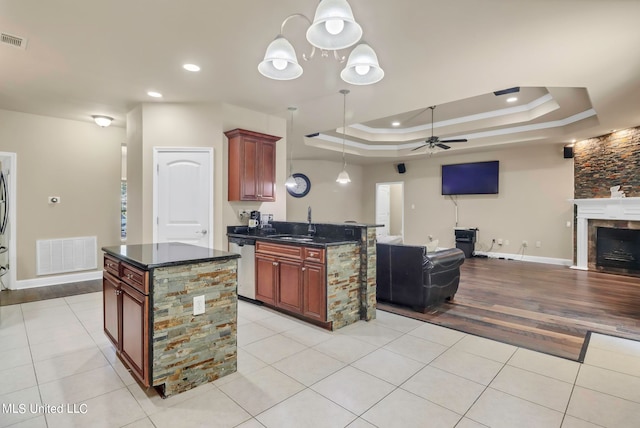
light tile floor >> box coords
[2,293,640,427]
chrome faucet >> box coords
[307,206,316,235]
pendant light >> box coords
[336,89,351,184]
[285,107,298,188]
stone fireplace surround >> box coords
[573,198,640,273]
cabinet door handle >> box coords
[272,262,278,266]
[127,273,133,279]
[302,267,306,271]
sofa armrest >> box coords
[423,248,465,273]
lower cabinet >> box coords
[303,262,326,322]
[255,242,326,322]
[120,282,148,381]
[102,255,150,387]
[255,254,277,305]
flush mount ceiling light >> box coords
[506,96,518,103]
[285,106,298,188]
[336,89,351,184]
[258,0,384,85]
[147,91,163,98]
[92,115,113,127]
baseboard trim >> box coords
[473,251,572,266]
[14,270,102,290]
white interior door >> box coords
[154,149,213,247]
[375,184,390,237]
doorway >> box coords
[153,148,213,248]
[375,182,404,241]
[0,152,16,290]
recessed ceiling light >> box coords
[506,97,518,103]
[147,91,163,98]
[391,121,401,127]
[183,63,201,72]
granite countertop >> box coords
[102,242,240,269]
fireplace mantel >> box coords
[572,197,640,269]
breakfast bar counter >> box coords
[102,242,240,397]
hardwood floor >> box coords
[0,279,102,306]
[377,257,640,361]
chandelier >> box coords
[258,0,384,85]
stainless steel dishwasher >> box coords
[228,236,256,300]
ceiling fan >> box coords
[411,105,468,151]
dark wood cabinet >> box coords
[255,253,277,305]
[103,271,120,346]
[276,258,304,314]
[120,282,148,381]
[255,241,326,323]
[225,128,281,202]
[102,255,150,387]
[303,262,326,321]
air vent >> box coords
[1,32,28,50]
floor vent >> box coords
[36,236,97,276]
[1,32,28,50]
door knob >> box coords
[196,229,208,235]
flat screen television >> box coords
[441,160,499,195]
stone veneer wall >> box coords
[151,259,237,397]
[326,243,361,330]
[360,227,377,321]
[574,126,640,198]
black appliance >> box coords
[249,210,261,229]
[455,228,477,258]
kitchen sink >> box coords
[270,235,315,242]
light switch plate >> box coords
[193,295,205,315]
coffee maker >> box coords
[248,210,261,229]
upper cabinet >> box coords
[225,128,281,202]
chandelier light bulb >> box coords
[325,19,344,35]
[272,59,288,70]
[355,65,370,75]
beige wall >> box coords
[0,109,124,281]
[125,102,287,251]
[286,160,365,224]
[362,144,574,260]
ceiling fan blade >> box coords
[436,143,451,150]
[411,144,427,151]
[439,139,468,143]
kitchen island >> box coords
[227,221,379,330]
[102,242,240,397]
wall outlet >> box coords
[536,241,541,248]
[505,239,510,246]
[497,239,503,245]
[193,295,205,315]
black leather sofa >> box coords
[376,243,465,313]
